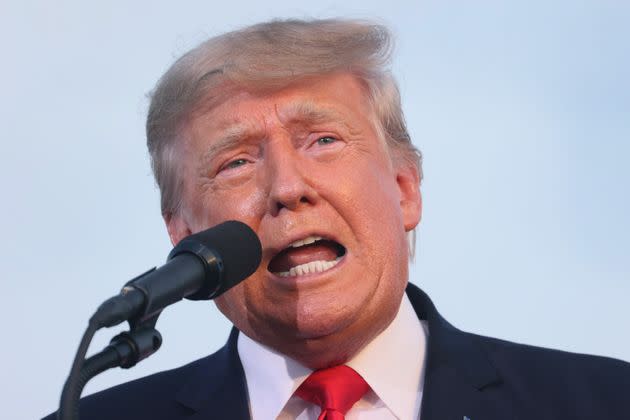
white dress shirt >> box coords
[238,294,428,419]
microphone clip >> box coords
[104,270,166,369]
[105,316,163,370]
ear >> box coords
[395,162,422,232]
[164,211,192,246]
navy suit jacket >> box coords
[45,284,630,419]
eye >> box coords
[221,158,249,172]
[316,136,337,145]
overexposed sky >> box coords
[1,1,629,419]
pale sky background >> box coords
[1,1,629,419]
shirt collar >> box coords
[346,294,427,419]
[238,327,311,420]
[238,293,427,420]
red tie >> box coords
[295,365,370,420]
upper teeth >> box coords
[289,236,323,248]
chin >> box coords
[291,316,354,340]
[288,294,364,337]
[286,317,379,369]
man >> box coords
[46,19,629,420]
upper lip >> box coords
[264,231,344,261]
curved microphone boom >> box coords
[91,220,262,329]
[58,220,261,420]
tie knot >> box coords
[295,365,370,419]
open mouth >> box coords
[268,236,346,277]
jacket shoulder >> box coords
[471,332,630,415]
[42,349,224,420]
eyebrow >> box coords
[279,100,349,127]
[200,122,260,162]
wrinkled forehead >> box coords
[213,99,359,135]
[183,73,382,141]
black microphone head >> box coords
[168,220,262,300]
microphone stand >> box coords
[56,221,262,420]
[58,274,164,420]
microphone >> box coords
[91,220,262,329]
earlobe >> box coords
[396,163,422,232]
[164,212,192,246]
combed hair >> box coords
[147,18,423,219]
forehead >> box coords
[188,73,377,136]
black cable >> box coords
[57,319,99,420]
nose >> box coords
[264,140,317,216]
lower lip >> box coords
[267,254,348,289]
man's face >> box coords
[167,73,421,368]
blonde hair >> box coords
[147,18,422,218]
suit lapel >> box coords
[175,328,251,419]
[406,284,517,420]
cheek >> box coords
[348,168,408,278]
[186,183,268,229]
[214,281,249,326]
[345,167,404,239]
[214,266,290,338]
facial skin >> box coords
[166,73,422,369]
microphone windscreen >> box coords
[179,220,262,299]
